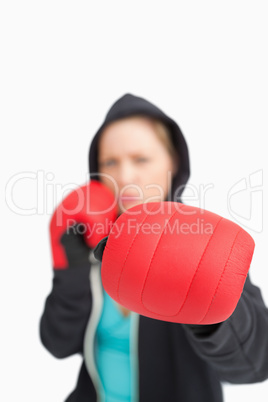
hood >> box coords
[89,93,190,200]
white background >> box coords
[1,1,268,401]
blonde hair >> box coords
[150,118,177,162]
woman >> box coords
[40,93,268,401]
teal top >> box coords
[95,290,137,402]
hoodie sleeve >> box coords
[182,274,268,384]
[39,263,92,359]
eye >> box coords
[135,157,149,163]
[100,159,117,168]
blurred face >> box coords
[98,116,177,214]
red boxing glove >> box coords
[100,202,255,324]
[50,180,118,269]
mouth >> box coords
[119,196,141,200]
[118,195,142,202]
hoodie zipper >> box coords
[84,251,105,402]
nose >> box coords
[117,161,137,188]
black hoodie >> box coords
[40,93,268,402]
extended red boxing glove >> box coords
[50,180,118,269]
[98,202,255,325]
